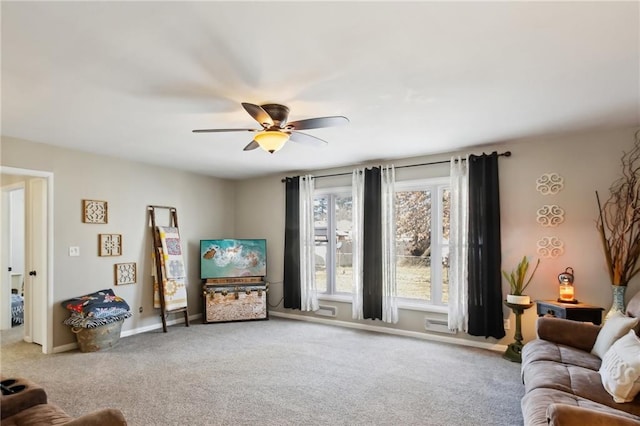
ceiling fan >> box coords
[192,102,349,153]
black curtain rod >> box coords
[281,150,511,182]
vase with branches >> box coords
[596,130,640,319]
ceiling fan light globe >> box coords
[254,131,289,153]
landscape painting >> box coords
[200,239,267,279]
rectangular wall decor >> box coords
[99,234,122,256]
[82,199,108,224]
[115,262,136,285]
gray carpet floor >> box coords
[1,318,524,425]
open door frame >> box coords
[0,166,54,354]
[1,182,25,330]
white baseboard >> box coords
[52,313,202,353]
[53,311,507,354]
[270,311,508,353]
[120,313,201,337]
[53,342,77,353]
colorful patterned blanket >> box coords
[153,226,188,311]
[61,289,132,328]
[11,294,23,326]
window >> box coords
[314,178,450,306]
[314,190,353,295]
[395,178,450,305]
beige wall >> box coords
[498,127,640,341]
[1,136,236,349]
[234,126,640,347]
[3,127,638,351]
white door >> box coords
[0,184,25,330]
[1,187,12,330]
[25,178,47,346]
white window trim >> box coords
[394,177,449,191]
[314,187,352,296]
[315,177,450,307]
[314,186,351,196]
[395,177,450,306]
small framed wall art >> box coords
[99,234,122,256]
[115,262,136,285]
[82,199,108,224]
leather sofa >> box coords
[521,291,640,425]
[1,376,126,426]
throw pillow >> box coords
[626,292,640,336]
[591,312,639,359]
[626,291,640,319]
[600,330,640,403]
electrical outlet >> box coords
[139,306,143,313]
[69,246,80,257]
[504,319,510,330]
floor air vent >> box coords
[424,316,456,334]
[315,305,337,317]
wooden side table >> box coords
[536,300,604,325]
[503,301,534,363]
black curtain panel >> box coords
[283,177,301,310]
[467,153,505,339]
[363,167,383,320]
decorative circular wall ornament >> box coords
[536,205,565,227]
[536,236,564,258]
[536,173,564,195]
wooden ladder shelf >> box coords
[148,205,190,333]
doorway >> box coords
[0,167,53,354]
[1,183,25,331]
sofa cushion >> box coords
[600,330,640,403]
[547,403,640,426]
[522,339,601,373]
[523,357,640,416]
[547,404,639,426]
[0,378,48,420]
[0,377,127,426]
[2,403,72,426]
[626,291,640,337]
[626,290,640,319]
[535,316,601,352]
[591,313,639,359]
[522,387,640,426]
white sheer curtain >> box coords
[448,156,469,332]
[381,165,398,324]
[299,175,319,312]
[351,168,364,319]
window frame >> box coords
[394,177,450,307]
[314,186,352,296]
[313,177,450,310]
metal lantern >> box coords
[558,267,577,303]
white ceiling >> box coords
[2,1,639,179]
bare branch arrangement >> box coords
[596,130,640,286]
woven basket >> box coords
[71,319,123,352]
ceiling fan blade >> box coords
[192,128,256,133]
[286,116,349,131]
[289,131,329,146]
[243,140,259,151]
[242,103,274,128]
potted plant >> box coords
[503,256,540,305]
[596,130,640,319]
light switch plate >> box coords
[69,246,80,257]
